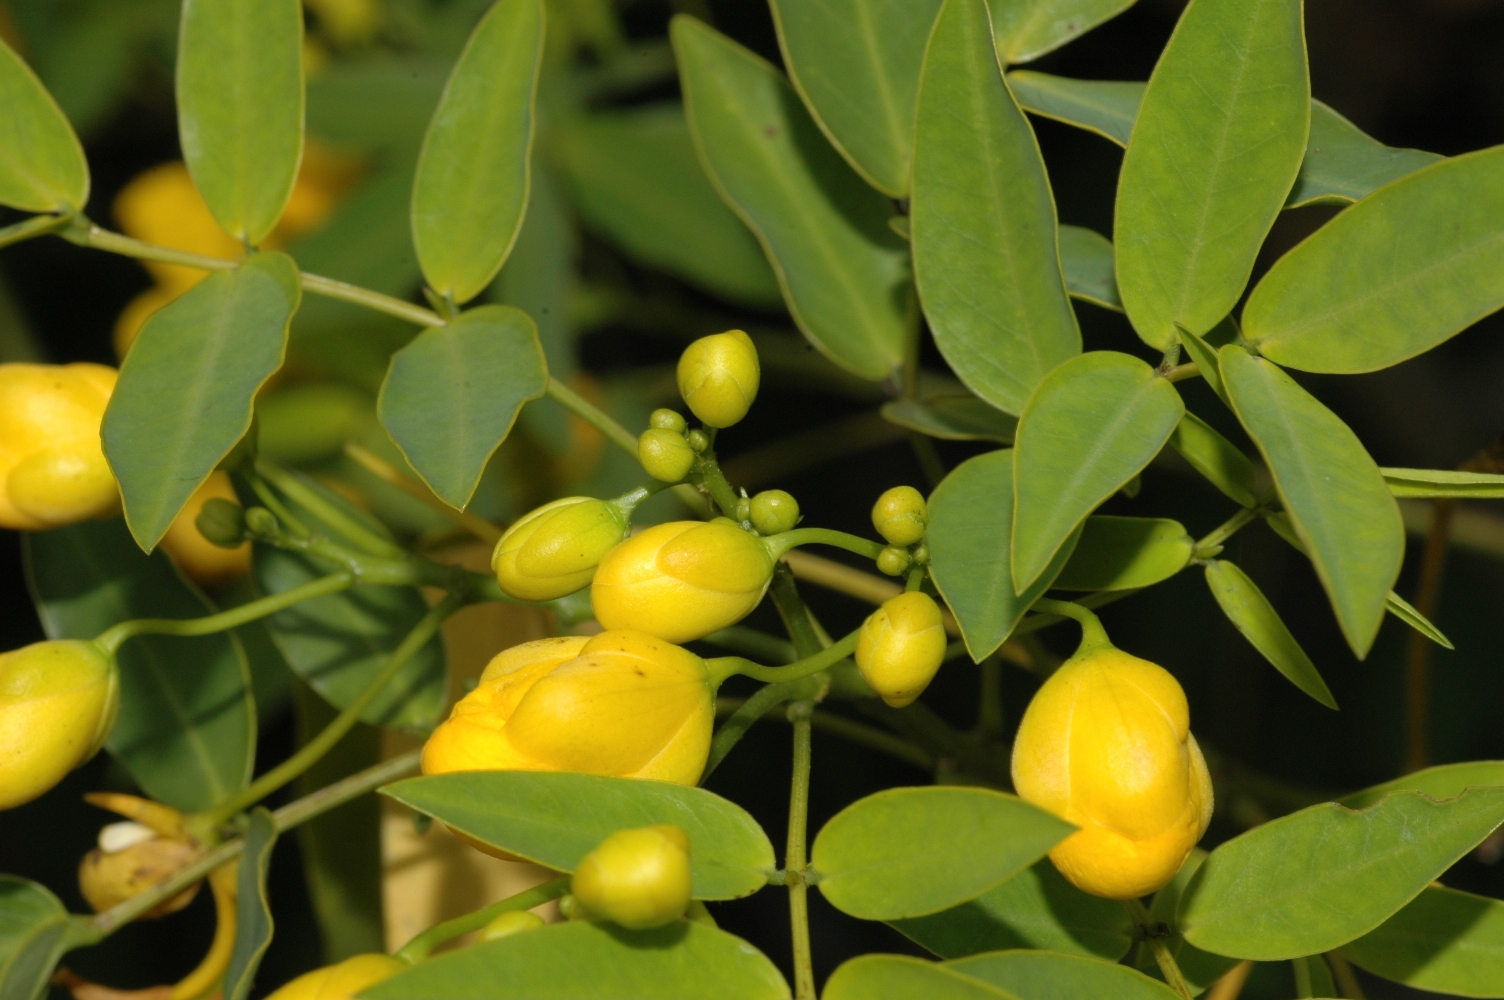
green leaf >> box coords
[1340,884,1504,995]
[378,305,547,510]
[825,955,1020,1000]
[1178,788,1504,960]
[1175,318,1238,410]
[810,786,1073,920]
[881,397,1017,443]
[1220,346,1402,658]
[0,37,88,212]
[991,0,1137,64]
[1168,411,1258,507]
[1383,590,1453,650]
[947,950,1179,1000]
[223,809,277,1000]
[26,518,254,812]
[672,15,910,382]
[1340,760,1504,811]
[383,772,775,900]
[0,877,73,1000]
[556,105,780,306]
[891,861,1132,962]
[1058,225,1121,313]
[1054,516,1192,592]
[1114,0,1309,349]
[103,252,300,551]
[1245,146,1504,374]
[928,449,1082,660]
[1011,351,1184,592]
[1142,849,1240,993]
[1204,559,1336,709]
[1383,467,1504,499]
[769,0,942,197]
[411,0,544,304]
[1292,955,1336,999]
[367,921,790,1000]
[1006,70,1140,146]
[176,0,303,245]
[911,0,1079,416]
[1287,101,1441,208]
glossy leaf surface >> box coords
[1341,761,1504,810]
[0,38,88,212]
[948,950,1179,1000]
[1011,352,1184,592]
[1114,0,1309,349]
[811,786,1072,920]
[176,0,303,244]
[223,810,277,1000]
[384,772,775,900]
[1054,516,1192,591]
[0,877,73,1000]
[1204,559,1336,709]
[1383,467,1504,498]
[411,0,543,304]
[673,16,909,381]
[1340,884,1504,996]
[992,0,1136,64]
[824,955,1019,1000]
[882,397,1017,443]
[912,0,1079,415]
[1058,225,1120,312]
[1169,411,1258,507]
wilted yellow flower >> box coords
[855,592,947,708]
[0,640,118,810]
[0,363,118,531]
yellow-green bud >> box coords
[855,592,946,708]
[872,486,927,547]
[638,428,696,483]
[195,497,247,549]
[733,497,751,523]
[749,490,799,535]
[677,330,759,428]
[686,429,711,453]
[492,497,630,601]
[477,910,545,941]
[0,640,119,810]
[911,543,930,566]
[876,546,911,577]
[649,409,688,434]
[244,506,279,537]
[572,825,692,930]
[263,954,406,1000]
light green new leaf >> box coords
[1005,71,1140,145]
[367,921,790,1000]
[1340,884,1504,995]
[928,449,1082,660]
[1114,0,1308,349]
[1012,352,1184,592]
[384,772,775,900]
[1383,467,1504,499]
[811,786,1073,920]
[1169,411,1258,507]
[26,518,254,812]
[769,0,942,197]
[411,0,544,305]
[1178,788,1504,960]
[0,39,88,212]
[378,305,547,510]
[1220,346,1402,658]
[882,396,1017,443]
[892,861,1132,962]
[1054,516,1192,592]
[1245,146,1504,374]
[222,809,277,1000]
[1204,559,1336,709]
[103,252,299,551]
[825,955,1020,1000]
[673,15,910,382]
[176,0,303,245]
[1058,225,1121,312]
[912,0,1079,416]
[1287,101,1441,208]
[0,877,84,1000]
[949,950,1179,1000]
[1340,760,1504,811]
[992,0,1137,65]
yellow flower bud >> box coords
[855,592,947,708]
[421,632,714,786]
[159,472,251,588]
[1011,646,1213,900]
[0,640,118,810]
[491,497,630,601]
[749,489,799,535]
[871,485,927,547]
[0,363,120,531]
[591,521,774,643]
[637,428,696,483]
[79,830,202,917]
[676,330,759,428]
[572,825,692,930]
[875,546,911,577]
[263,954,406,1000]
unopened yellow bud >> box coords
[0,640,118,810]
[263,954,405,1000]
[572,825,692,930]
[676,330,759,428]
[477,910,545,941]
[872,486,927,547]
[1011,646,1213,900]
[160,472,251,588]
[875,546,910,577]
[591,521,774,643]
[637,428,696,483]
[0,363,120,531]
[491,497,630,601]
[856,592,947,708]
[79,829,202,916]
[649,408,688,434]
[749,490,799,535]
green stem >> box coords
[0,213,68,251]
[705,629,858,686]
[1194,505,1261,556]
[694,454,741,517]
[701,626,795,664]
[545,377,638,456]
[1123,898,1193,1000]
[394,877,571,963]
[298,271,443,329]
[254,459,405,558]
[769,564,825,657]
[763,527,886,562]
[1013,589,1135,638]
[1031,597,1112,654]
[785,701,816,1000]
[702,681,801,782]
[247,471,312,540]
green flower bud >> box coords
[492,497,630,601]
[677,330,759,428]
[477,910,545,942]
[572,825,692,930]
[649,409,688,434]
[911,543,930,566]
[872,486,927,547]
[876,546,911,577]
[856,592,947,708]
[243,506,280,537]
[195,497,247,549]
[733,497,751,523]
[686,429,711,453]
[637,428,696,483]
[749,490,800,535]
[0,640,119,810]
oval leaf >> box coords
[948,950,1179,1000]
[223,809,277,1000]
[1055,516,1192,592]
[1011,352,1184,593]
[1204,559,1336,709]
[1114,0,1309,349]
[1384,467,1504,499]
[104,252,300,551]
[378,305,547,510]
[0,877,72,1000]
[912,0,1080,416]
[1287,100,1441,208]
[811,786,1072,920]
[1168,411,1258,507]
[825,955,1019,1000]
[992,0,1136,64]
[411,0,544,305]
[672,15,910,382]
[882,397,1017,443]
[0,39,88,212]
[177,0,303,245]
[1220,345,1402,658]
[1178,788,1504,960]
[1340,885,1504,996]
[1340,760,1504,811]
[383,771,776,901]
[1058,225,1121,313]
[770,0,942,197]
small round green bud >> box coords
[749,490,800,535]
[911,543,930,566]
[243,507,279,537]
[195,498,247,549]
[677,330,760,428]
[572,825,692,930]
[477,910,545,942]
[558,894,587,921]
[649,409,688,434]
[872,486,927,547]
[638,428,697,483]
[876,546,911,577]
[686,429,711,453]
